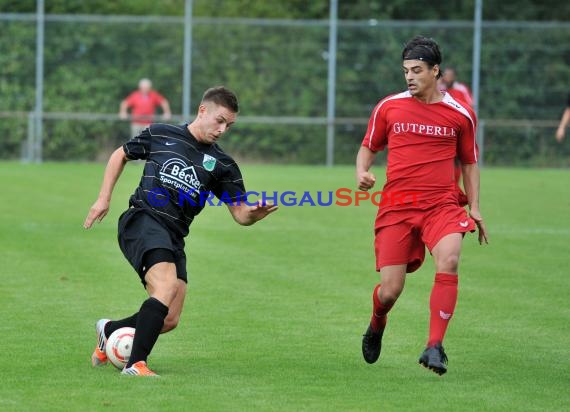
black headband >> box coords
[404,53,439,66]
[403,50,440,66]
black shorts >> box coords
[118,208,188,285]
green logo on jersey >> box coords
[203,154,217,172]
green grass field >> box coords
[1,162,568,411]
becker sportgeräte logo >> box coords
[159,158,201,194]
[202,154,217,172]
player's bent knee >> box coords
[162,280,179,305]
[379,287,402,305]
[149,278,179,307]
[145,262,179,304]
[437,254,460,272]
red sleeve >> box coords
[457,108,479,164]
[361,101,387,152]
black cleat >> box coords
[362,325,384,364]
[418,343,448,375]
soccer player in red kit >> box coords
[357,36,488,375]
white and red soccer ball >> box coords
[105,327,135,369]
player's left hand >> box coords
[469,209,488,245]
[247,200,278,223]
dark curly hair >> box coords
[402,35,443,79]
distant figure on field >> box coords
[439,67,473,107]
[555,92,570,143]
[119,78,172,137]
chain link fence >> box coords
[1,12,569,166]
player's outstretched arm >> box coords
[356,146,377,191]
[226,201,278,226]
[84,147,129,229]
[462,162,488,245]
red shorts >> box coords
[374,204,476,273]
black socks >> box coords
[104,313,139,338]
[125,297,169,368]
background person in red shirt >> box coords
[119,78,172,137]
[356,35,488,376]
[439,66,474,107]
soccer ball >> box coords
[105,327,135,370]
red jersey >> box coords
[362,91,477,213]
[124,90,166,125]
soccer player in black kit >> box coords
[84,86,278,376]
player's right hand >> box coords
[357,171,376,191]
[84,198,110,229]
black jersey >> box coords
[123,123,246,238]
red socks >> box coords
[370,274,458,345]
[427,273,458,347]
[370,284,394,332]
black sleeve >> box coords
[212,162,246,203]
[566,92,570,108]
[122,127,152,160]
